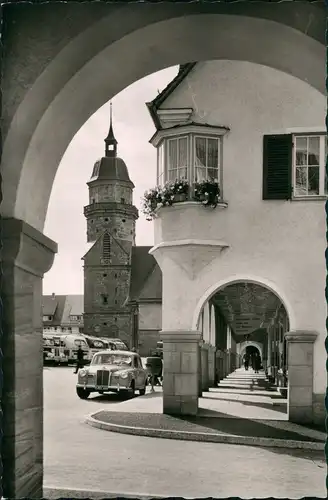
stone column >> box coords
[1,218,57,498]
[201,344,209,392]
[267,329,272,377]
[160,330,202,415]
[285,331,317,424]
[198,340,202,396]
[208,346,216,386]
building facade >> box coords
[42,293,84,334]
[145,60,326,425]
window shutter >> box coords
[263,134,292,200]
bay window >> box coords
[155,130,224,188]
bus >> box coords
[60,334,90,364]
[43,334,69,365]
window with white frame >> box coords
[194,136,220,182]
[157,143,164,185]
[293,134,327,197]
[167,136,188,181]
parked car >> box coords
[76,350,147,400]
[102,338,129,351]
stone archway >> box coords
[240,341,263,360]
[1,3,326,498]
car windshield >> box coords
[91,353,133,366]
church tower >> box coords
[82,103,138,346]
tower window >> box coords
[114,229,117,234]
[115,300,117,304]
[121,197,125,204]
[102,295,108,305]
[122,219,126,223]
[103,233,111,260]
[103,322,107,326]
[114,274,117,278]
[103,273,107,278]
[115,317,117,322]
[92,198,95,204]
[91,220,94,224]
[104,218,109,222]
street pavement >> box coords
[44,366,326,498]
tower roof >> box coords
[89,102,133,185]
[104,102,118,151]
[90,156,132,183]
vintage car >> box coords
[76,350,147,399]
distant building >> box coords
[82,103,162,355]
[42,293,84,334]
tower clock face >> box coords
[94,325,100,333]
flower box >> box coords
[141,178,222,220]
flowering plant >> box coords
[194,179,220,207]
[141,187,163,221]
[141,179,190,220]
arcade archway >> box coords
[197,279,290,392]
[1,2,325,498]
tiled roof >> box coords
[42,295,58,316]
[138,264,162,302]
[43,295,83,326]
[68,295,84,316]
[129,246,160,302]
[42,295,67,326]
[146,63,197,129]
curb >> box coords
[43,486,166,499]
[85,415,325,451]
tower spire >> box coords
[104,101,118,157]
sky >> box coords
[43,65,178,295]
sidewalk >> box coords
[86,369,326,450]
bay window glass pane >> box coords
[295,166,307,196]
[158,144,164,185]
[195,167,206,182]
[295,137,307,166]
[308,166,319,195]
[168,169,176,181]
[178,137,188,167]
[168,140,178,170]
[207,139,219,171]
[195,137,206,167]
[208,168,217,179]
[308,136,320,166]
[178,167,188,179]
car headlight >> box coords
[118,371,129,379]
[79,369,88,377]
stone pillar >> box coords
[267,329,272,377]
[285,331,317,424]
[208,346,216,386]
[201,344,209,391]
[160,331,202,415]
[1,218,57,498]
[203,302,210,343]
[198,340,202,396]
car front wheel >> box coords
[76,387,90,400]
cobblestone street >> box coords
[44,367,326,498]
